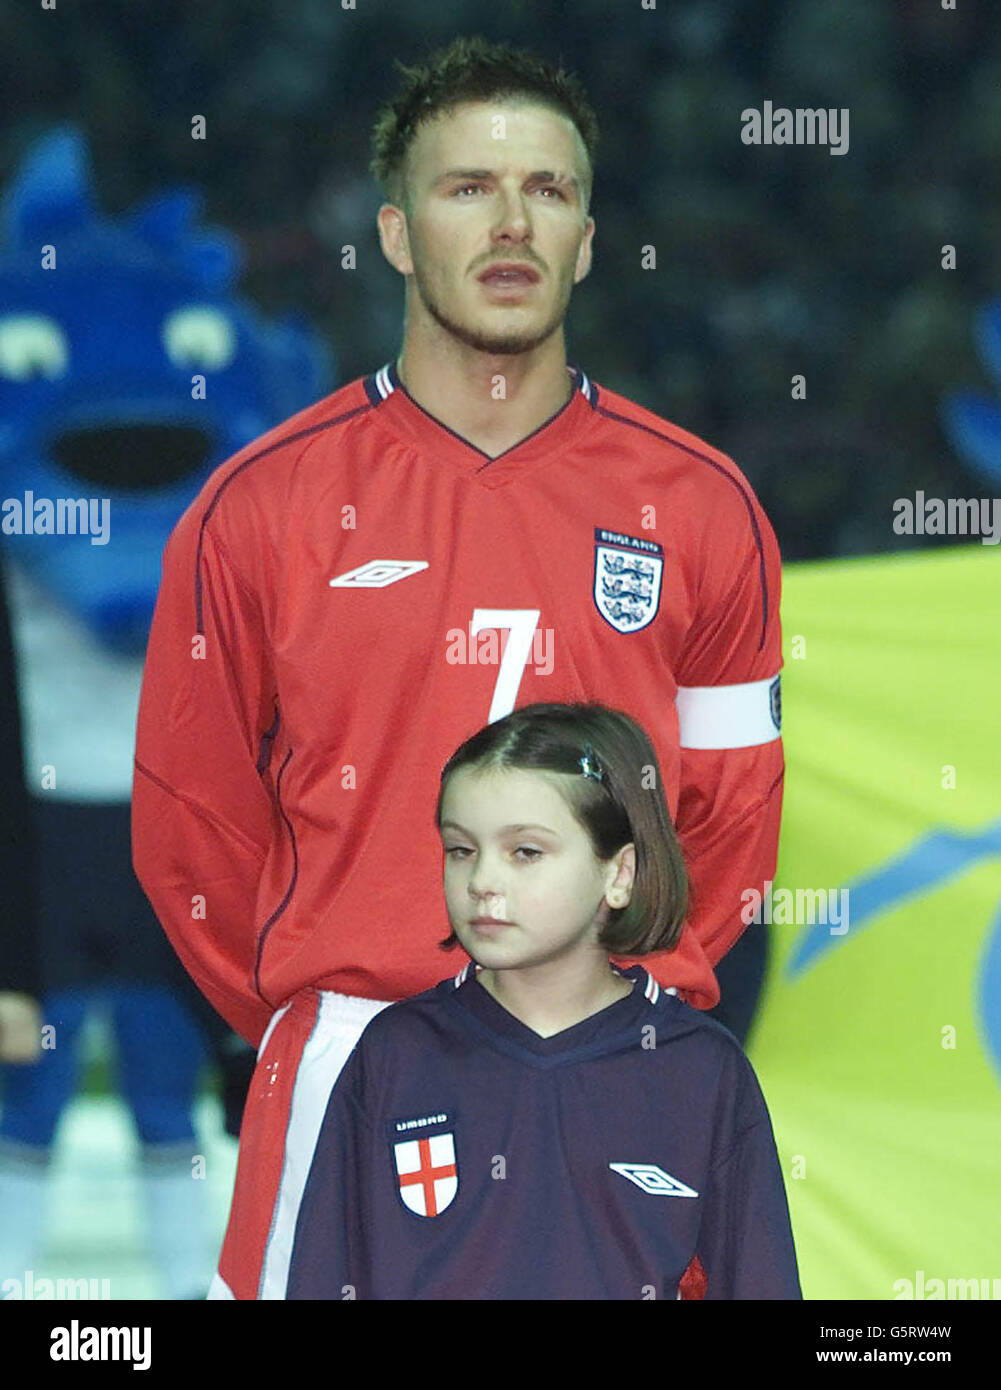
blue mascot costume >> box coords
[0,126,334,1298]
[941,295,1001,490]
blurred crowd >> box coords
[3,0,998,560]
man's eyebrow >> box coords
[433,168,579,191]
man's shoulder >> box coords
[591,376,759,498]
[188,370,378,522]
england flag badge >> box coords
[593,528,664,634]
[390,1114,458,1217]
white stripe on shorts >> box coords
[258,990,394,1300]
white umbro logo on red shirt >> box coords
[329,560,429,588]
[609,1163,699,1197]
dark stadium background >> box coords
[1,0,998,1304]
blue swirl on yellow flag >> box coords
[789,820,1001,974]
[788,818,1001,1089]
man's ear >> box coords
[574,216,595,286]
[377,203,413,276]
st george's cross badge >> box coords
[390,1112,458,1217]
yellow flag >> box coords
[752,544,1001,1300]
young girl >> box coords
[286,702,801,1300]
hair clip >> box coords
[579,745,604,782]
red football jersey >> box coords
[132,363,783,1047]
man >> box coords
[132,36,783,1300]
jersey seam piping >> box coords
[193,400,374,632]
[594,403,770,652]
[132,757,268,861]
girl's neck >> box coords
[476,960,634,1039]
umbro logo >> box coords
[329,560,428,588]
[609,1163,699,1197]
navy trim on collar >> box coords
[364,360,598,409]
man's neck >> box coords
[395,337,573,459]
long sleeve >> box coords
[698,1060,802,1300]
[131,499,278,1047]
[671,479,784,1000]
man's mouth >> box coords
[477,264,541,285]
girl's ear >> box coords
[605,843,636,908]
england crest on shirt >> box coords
[593,528,664,634]
[389,1112,458,1218]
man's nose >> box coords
[492,187,532,238]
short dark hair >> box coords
[434,702,688,957]
[369,35,599,216]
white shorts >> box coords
[207,988,393,1300]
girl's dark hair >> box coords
[370,35,599,216]
[435,702,688,957]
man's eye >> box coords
[451,184,564,198]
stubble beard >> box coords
[411,261,571,357]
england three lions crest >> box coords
[593,528,664,634]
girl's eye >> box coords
[443,845,541,861]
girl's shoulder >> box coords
[354,978,456,1048]
[658,996,775,1115]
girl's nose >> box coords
[467,856,504,902]
[471,890,509,921]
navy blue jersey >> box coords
[286,964,801,1300]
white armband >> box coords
[676,675,781,749]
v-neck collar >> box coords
[363,359,599,482]
[447,962,667,1059]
